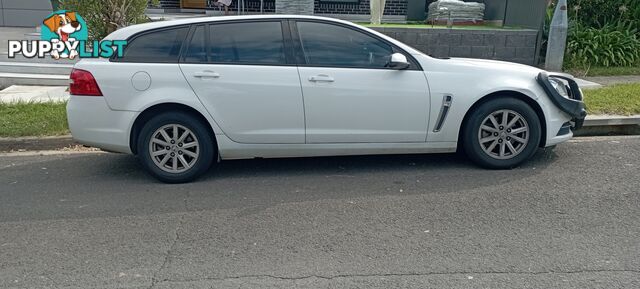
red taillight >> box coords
[70,68,103,96]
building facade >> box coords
[153,0,409,16]
[148,0,546,65]
[151,1,545,29]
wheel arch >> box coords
[129,103,218,155]
[458,90,547,148]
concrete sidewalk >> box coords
[575,75,640,89]
[574,78,602,89]
[0,85,68,103]
[0,27,38,55]
[0,27,75,88]
[0,26,77,64]
[586,75,640,86]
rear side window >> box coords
[120,27,189,63]
[209,21,286,65]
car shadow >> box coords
[203,148,558,181]
[73,147,560,190]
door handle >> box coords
[193,71,220,79]
[308,74,334,83]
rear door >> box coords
[180,20,305,144]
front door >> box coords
[180,21,305,144]
[294,21,430,143]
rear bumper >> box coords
[536,72,587,130]
[66,95,135,154]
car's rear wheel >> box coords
[138,112,215,183]
[463,98,541,169]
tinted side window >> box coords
[121,27,188,63]
[209,21,286,65]
[184,25,207,62]
[296,22,393,68]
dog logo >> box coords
[41,10,87,59]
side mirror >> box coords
[388,53,410,70]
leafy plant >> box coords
[572,0,640,32]
[58,0,159,41]
[565,22,640,69]
[558,0,640,70]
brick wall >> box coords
[241,0,407,14]
[315,0,407,16]
[150,0,276,12]
[371,27,539,65]
[155,0,179,9]
[276,0,314,15]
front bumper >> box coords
[536,72,587,130]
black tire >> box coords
[462,97,542,169]
[137,111,216,183]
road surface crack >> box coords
[148,197,189,289]
[158,269,640,284]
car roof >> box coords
[105,15,356,40]
[101,14,423,58]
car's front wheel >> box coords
[138,112,215,183]
[463,97,542,169]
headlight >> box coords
[549,77,570,98]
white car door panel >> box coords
[180,21,305,144]
[181,64,305,144]
[294,21,430,143]
[299,67,430,143]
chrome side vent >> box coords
[433,95,453,132]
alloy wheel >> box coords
[477,109,530,160]
[149,124,200,173]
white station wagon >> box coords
[67,15,586,183]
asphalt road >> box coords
[1,136,639,289]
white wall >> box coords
[1,0,53,27]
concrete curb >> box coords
[0,116,638,152]
[584,115,640,126]
[0,135,77,152]
[577,115,640,136]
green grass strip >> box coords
[583,83,640,115]
[0,102,69,137]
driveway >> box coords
[0,136,639,288]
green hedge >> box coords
[563,0,640,70]
[572,0,640,31]
[59,0,158,41]
[566,22,640,68]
